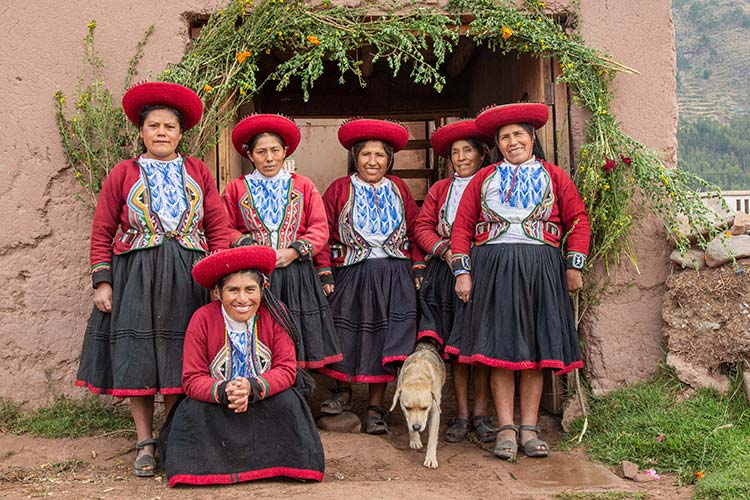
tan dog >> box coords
[390,341,446,468]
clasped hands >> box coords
[225,376,252,413]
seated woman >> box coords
[161,245,324,487]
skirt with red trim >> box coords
[417,258,465,352]
[319,258,417,383]
[160,388,324,487]
[452,243,583,375]
[76,240,208,396]
[269,260,342,369]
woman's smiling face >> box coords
[218,272,261,323]
[497,124,534,165]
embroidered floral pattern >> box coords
[137,156,187,229]
[352,181,403,238]
[121,164,206,252]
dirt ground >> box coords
[0,380,693,499]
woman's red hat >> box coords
[338,118,409,152]
[475,103,549,136]
[231,114,301,158]
[122,82,203,131]
[192,246,277,289]
[430,119,493,158]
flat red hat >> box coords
[122,82,203,131]
[475,103,549,136]
[338,118,409,152]
[430,119,493,158]
[231,114,301,158]
[192,246,277,289]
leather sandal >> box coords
[519,424,549,458]
[471,415,498,443]
[364,405,389,435]
[492,424,518,460]
[320,387,353,415]
[133,438,158,477]
[444,417,471,442]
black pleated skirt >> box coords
[76,241,208,396]
[319,258,417,383]
[451,243,582,374]
[417,258,464,355]
[269,260,342,368]
[161,388,324,487]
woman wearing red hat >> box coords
[413,119,495,444]
[75,82,234,477]
[451,103,590,460]
[222,114,341,370]
[160,245,324,487]
[317,118,425,434]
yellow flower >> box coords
[307,35,321,45]
[204,84,213,92]
[72,116,78,123]
[75,171,83,179]
[501,27,513,40]
[87,20,96,30]
[537,1,545,7]
[278,31,283,38]
[236,50,252,63]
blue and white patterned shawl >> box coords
[137,154,186,231]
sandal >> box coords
[471,415,498,443]
[444,417,471,442]
[133,438,158,477]
[492,424,518,460]
[364,405,389,435]
[320,387,353,415]
[519,424,549,458]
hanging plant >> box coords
[54,0,726,309]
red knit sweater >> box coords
[317,174,426,277]
[450,160,590,273]
[89,156,233,285]
[414,178,454,257]
[182,301,296,405]
[221,173,328,261]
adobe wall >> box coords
[0,0,674,404]
[573,0,676,394]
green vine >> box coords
[54,0,726,308]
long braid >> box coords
[260,274,302,348]
[259,274,315,395]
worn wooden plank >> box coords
[446,36,476,79]
[551,57,571,173]
[392,168,434,179]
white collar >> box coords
[351,172,389,188]
[247,168,291,181]
[221,305,256,332]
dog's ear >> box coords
[389,388,401,412]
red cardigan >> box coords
[221,173,328,261]
[414,178,454,258]
[451,160,590,274]
[182,301,297,405]
[317,174,425,279]
[89,156,233,286]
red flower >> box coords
[619,154,632,165]
[602,158,616,173]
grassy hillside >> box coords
[673,0,750,123]
[673,0,750,189]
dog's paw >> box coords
[423,455,438,469]
[409,433,423,450]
